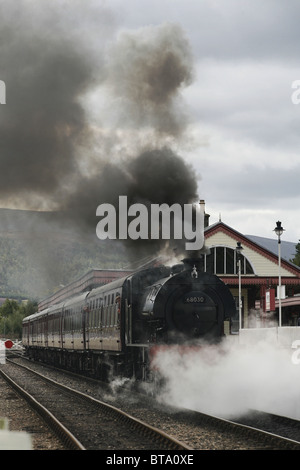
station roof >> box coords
[246,235,297,262]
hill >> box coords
[0,208,129,301]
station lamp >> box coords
[273,221,285,327]
[236,241,243,332]
[274,221,285,241]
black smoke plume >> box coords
[64,146,199,258]
[0,0,113,208]
[0,1,200,262]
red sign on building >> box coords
[265,288,275,312]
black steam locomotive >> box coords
[22,258,236,381]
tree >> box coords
[0,299,38,339]
[291,240,300,266]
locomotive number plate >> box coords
[184,295,205,303]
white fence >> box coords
[239,327,300,349]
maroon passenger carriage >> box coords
[22,258,236,381]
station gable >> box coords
[204,222,300,279]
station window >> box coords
[205,246,254,275]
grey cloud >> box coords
[209,164,300,208]
[109,0,300,62]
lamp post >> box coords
[236,241,243,332]
[274,221,285,327]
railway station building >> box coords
[203,219,300,332]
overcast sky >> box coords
[1,0,300,243]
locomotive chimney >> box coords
[200,199,210,228]
[182,256,203,271]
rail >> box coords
[4,360,192,450]
[0,367,85,450]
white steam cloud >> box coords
[153,338,300,420]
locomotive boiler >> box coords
[22,257,236,381]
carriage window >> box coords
[73,309,81,331]
[110,294,115,326]
[114,294,120,326]
[103,303,107,327]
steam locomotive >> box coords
[22,257,236,381]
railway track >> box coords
[0,366,84,450]
[0,359,191,450]
[177,408,300,450]
[0,372,66,450]
[3,354,300,450]
[232,409,300,445]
